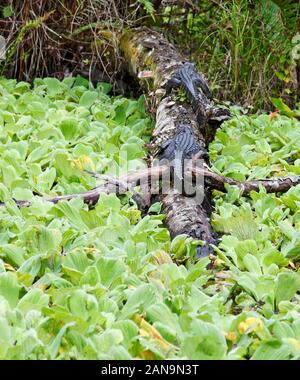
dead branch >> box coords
[4,163,299,210]
[195,166,300,196]
[0,165,168,208]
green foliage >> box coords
[162,0,299,110]
[138,0,155,18]
[210,110,300,181]
[1,77,300,359]
[209,108,300,359]
[270,97,299,118]
[0,76,151,197]
[2,5,13,18]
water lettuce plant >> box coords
[0,77,300,359]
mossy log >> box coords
[119,27,229,256]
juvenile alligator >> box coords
[159,123,205,185]
[165,62,230,135]
[165,62,212,126]
[165,62,212,101]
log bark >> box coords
[119,27,226,255]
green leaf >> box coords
[59,118,79,140]
[181,320,227,360]
[95,329,124,353]
[67,289,98,321]
[170,234,188,258]
[36,167,57,192]
[18,288,49,313]
[79,91,98,108]
[112,320,138,348]
[148,202,162,214]
[97,82,112,94]
[73,75,90,88]
[146,302,182,342]
[272,321,295,339]
[2,5,13,18]
[251,341,290,360]
[121,284,156,319]
[48,322,75,359]
[62,251,91,275]
[0,317,11,357]
[1,244,25,267]
[284,241,300,260]
[138,0,155,18]
[275,272,300,305]
[2,164,17,188]
[0,272,20,308]
[243,254,262,275]
[18,255,41,279]
[55,200,89,232]
[270,97,297,118]
[43,77,64,97]
[38,226,62,253]
[12,188,34,201]
[96,257,126,288]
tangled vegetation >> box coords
[0,0,299,110]
[0,77,300,359]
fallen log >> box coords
[119,27,230,256]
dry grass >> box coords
[0,0,149,91]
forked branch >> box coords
[2,165,299,208]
